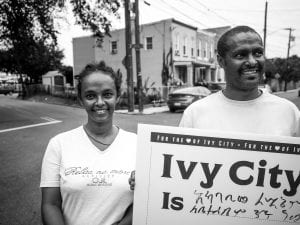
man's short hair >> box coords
[217,26,263,57]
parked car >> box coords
[206,82,225,93]
[167,86,211,112]
[258,84,272,93]
[0,84,14,95]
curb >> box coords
[115,106,169,115]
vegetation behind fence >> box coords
[22,84,189,109]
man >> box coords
[179,26,300,137]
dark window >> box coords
[111,41,117,54]
[146,37,153,50]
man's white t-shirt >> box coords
[179,91,300,137]
[40,126,137,225]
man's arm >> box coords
[112,203,133,225]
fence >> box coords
[22,84,77,99]
[20,83,190,108]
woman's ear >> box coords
[116,95,121,104]
[78,95,83,106]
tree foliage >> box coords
[0,0,122,80]
[266,55,300,91]
[0,0,63,80]
[272,55,300,82]
[264,59,277,79]
[69,0,121,46]
[59,65,73,85]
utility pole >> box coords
[285,28,294,60]
[263,1,268,56]
[134,0,143,112]
[124,0,134,112]
[284,27,295,91]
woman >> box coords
[40,62,136,225]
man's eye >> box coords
[85,94,95,99]
[234,53,244,59]
[254,51,263,57]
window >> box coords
[210,43,214,58]
[174,34,180,56]
[110,41,117,54]
[191,37,194,57]
[197,41,201,57]
[145,37,153,50]
[183,37,187,56]
[175,34,180,50]
[204,42,207,58]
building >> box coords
[73,18,226,91]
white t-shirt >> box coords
[179,91,300,137]
[40,126,137,225]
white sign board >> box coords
[133,124,300,225]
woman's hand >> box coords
[128,171,135,191]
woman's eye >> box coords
[104,93,113,98]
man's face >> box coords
[218,32,265,91]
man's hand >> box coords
[128,171,135,191]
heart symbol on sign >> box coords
[275,146,281,151]
[186,138,191,144]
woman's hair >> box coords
[76,61,122,99]
[217,26,263,57]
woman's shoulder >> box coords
[118,128,137,144]
[51,126,84,142]
[118,128,137,139]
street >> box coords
[1,90,299,225]
[0,95,181,225]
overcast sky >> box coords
[57,0,300,66]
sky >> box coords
[56,0,300,66]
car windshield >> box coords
[173,87,211,95]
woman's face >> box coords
[79,71,118,125]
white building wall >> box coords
[94,29,127,89]
[72,19,223,90]
[136,20,172,87]
[171,21,197,86]
[73,36,96,85]
[74,19,172,90]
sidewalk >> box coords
[13,88,300,114]
[115,105,169,115]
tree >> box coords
[69,0,121,46]
[0,0,122,80]
[271,55,300,91]
[59,65,74,85]
[264,59,276,80]
[0,0,62,83]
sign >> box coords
[133,124,300,225]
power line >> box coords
[142,0,174,17]
[159,0,208,27]
[189,0,235,25]
[212,8,300,12]
[143,0,205,28]
[176,0,208,16]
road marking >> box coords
[41,117,57,122]
[0,117,62,133]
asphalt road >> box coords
[1,89,299,225]
[0,94,182,225]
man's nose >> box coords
[247,54,257,66]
